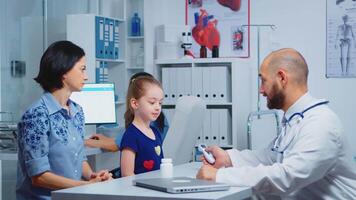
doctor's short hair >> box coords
[34,40,85,92]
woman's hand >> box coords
[90,170,113,181]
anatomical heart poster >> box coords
[326,0,356,78]
[186,0,250,58]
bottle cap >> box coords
[161,158,172,163]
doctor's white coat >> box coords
[216,94,356,199]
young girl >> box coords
[120,76,164,177]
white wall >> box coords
[144,0,184,75]
[146,0,356,157]
[0,0,43,120]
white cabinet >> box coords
[156,58,251,150]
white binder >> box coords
[169,67,177,104]
[210,109,220,145]
[176,68,184,99]
[202,109,211,145]
[202,67,211,103]
[209,67,220,103]
[192,67,203,99]
[183,67,192,96]
[218,109,231,146]
[217,67,229,103]
[162,68,170,104]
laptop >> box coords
[133,177,230,193]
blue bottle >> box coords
[131,13,141,36]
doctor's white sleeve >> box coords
[216,114,341,195]
[226,144,276,167]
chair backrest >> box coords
[163,96,206,165]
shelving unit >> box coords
[125,0,145,81]
[66,14,126,126]
[66,0,146,128]
[156,58,252,150]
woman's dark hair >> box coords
[34,40,85,92]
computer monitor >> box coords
[70,83,116,124]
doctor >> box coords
[197,48,356,199]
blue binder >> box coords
[108,18,115,59]
[95,61,102,83]
[103,61,108,82]
[95,16,105,59]
[96,61,109,83]
[114,20,120,60]
[104,17,110,59]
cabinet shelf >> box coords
[126,66,144,70]
[163,102,232,107]
[96,58,125,63]
[115,100,125,105]
[127,36,144,40]
[155,58,241,65]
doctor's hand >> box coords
[196,164,218,181]
[202,146,232,169]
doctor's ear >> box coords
[130,98,139,110]
[277,69,288,87]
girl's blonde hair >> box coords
[124,76,162,128]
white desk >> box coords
[52,162,252,200]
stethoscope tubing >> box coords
[271,100,330,154]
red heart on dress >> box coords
[143,160,154,170]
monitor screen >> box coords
[70,83,116,124]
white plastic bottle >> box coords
[160,158,173,178]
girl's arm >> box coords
[120,148,136,177]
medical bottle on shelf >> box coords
[200,45,207,58]
[160,158,173,178]
[212,45,219,58]
[131,13,141,36]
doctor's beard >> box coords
[267,83,285,110]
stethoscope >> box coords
[271,100,329,155]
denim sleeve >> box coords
[18,107,50,177]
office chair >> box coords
[163,96,206,165]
